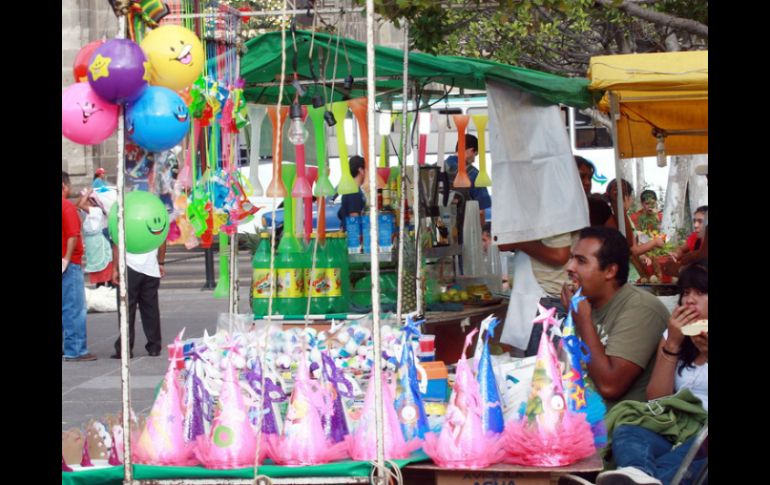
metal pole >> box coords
[166,6,366,20]
[413,85,422,316]
[250,75,398,88]
[230,16,243,315]
[229,233,238,314]
[253,3,288,483]
[111,14,134,485]
[609,92,626,237]
[202,248,216,289]
[365,0,386,482]
[395,25,409,324]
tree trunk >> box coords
[687,154,709,216]
[661,155,690,240]
[596,0,709,38]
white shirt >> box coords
[675,361,708,412]
[663,330,708,411]
[126,249,160,278]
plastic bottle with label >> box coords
[323,232,345,313]
[305,233,331,314]
[272,161,311,315]
[275,231,308,316]
[251,232,275,316]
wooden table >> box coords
[404,452,604,485]
[422,300,509,364]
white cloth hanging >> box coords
[500,251,546,349]
[487,80,589,245]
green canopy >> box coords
[241,30,595,109]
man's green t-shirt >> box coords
[590,284,669,409]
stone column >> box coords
[62,0,118,192]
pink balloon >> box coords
[62,83,119,145]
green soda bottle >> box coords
[251,232,275,317]
[275,233,308,316]
[306,233,331,314]
[328,232,350,313]
[274,162,310,316]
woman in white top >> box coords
[596,261,708,485]
[647,261,708,409]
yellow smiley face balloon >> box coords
[141,25,204,91]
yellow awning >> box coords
[588,51,708,158]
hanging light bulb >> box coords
[655,131,667,167]
[288,102,308,145]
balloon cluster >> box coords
[62,26,203,149]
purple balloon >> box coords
[87,39,148,104]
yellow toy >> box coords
[141,25,204,91]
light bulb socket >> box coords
[291,79,306,97]
[290,102,303,120]
[324,110,336,127]
[343,74,354,90]
[311,95,324,109]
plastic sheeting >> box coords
[240,31,595,109]
[488,80,589,245]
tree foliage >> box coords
[358,0,708,77]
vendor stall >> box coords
[62,1,611,483]
[587,50,708,160]
[587,50,708,281]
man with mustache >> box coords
[560,226,668,408]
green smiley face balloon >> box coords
[108,190,170,254]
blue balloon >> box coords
[126,86,190,152]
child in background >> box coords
[77,188,114,288]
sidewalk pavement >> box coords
[61,284,252,432]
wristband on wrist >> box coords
[660,351,678,363]
[661,345,681,356]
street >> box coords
[61,244,255,432]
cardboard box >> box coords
[435,470,556,485]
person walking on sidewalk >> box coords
[111,240,167,358]
[62,171,97,362]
